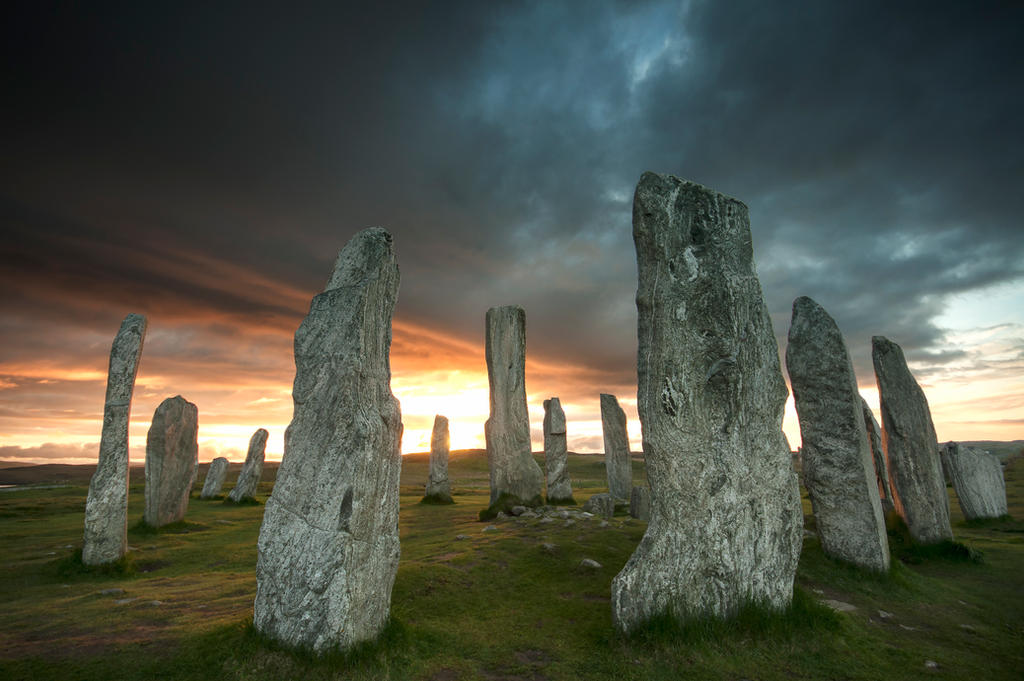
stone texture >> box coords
[601,394,632,499]
[143,396,199,527]
[872,336,953,544]
[629,485,651,521]
[424,415,453,503]
[939,442,1007,520]
[82,313,147,565]
[583,492,614,518]
[484,305,544,508]
[200,457,229,499]
[254,228,402,652]
[861,397,895,513]
[228,429,268,502]
[785,296,889,571]
[612,173,802,633]
[543,397,573,503]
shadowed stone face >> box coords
[629,486,650,521]
[200,457,229,499]
[254,228,402,653]
[228,429,268,502]
[425,415,453,502]
[144,395,199,527]
[861,397,895,513]
[611,172,801,633]
[601,394,631,499]
[543,398,572,503]
[940,442,1007,521]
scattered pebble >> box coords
[100,588,126,596]
[599,520,610,528]
[924,660,939,669]
[822,599,857,613]
[812,588,824,595]
[455,534,470,540]
[541,543,557,553]
[579,558,602,569]
[558,511,570,520]
[878,610,894,619]
[580,512,594,519]
[114,598,137,606]
[563,520,576,528]
[959,624,976,632]
[899,624,917,631]
[510,505,527,516]
[144,600,164,607]
[539,517,554,524]
[482,525,498,533]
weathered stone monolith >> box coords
[483,305,544,513]
[939,442,1007,520]
[424,415,453,503]
[82,313,147,566]
[200,457,229,499]
[611,173,802,633]
[143,396,199,527]
[543,397,573,503]
[254,227,402,652]
[861,397,895,513]
[629,485,651,521]
[785,296,889,571]
[872,336,952,544]
[228,428,268,502]
[601,394,632,499]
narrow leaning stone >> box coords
[228,428,268,502]
[424,415,453,503]
[860,397,895,513]
[785,296,888,571]
[483,305,544,511]
[872,336,952,544]
[82,313,147,566]
[200,457,230,499]
[939,442,1007,520]
[143,395,199,527]
[543,398,573,503]
[254,228,402,653]
[601,394,632,499]
[611,173,802,633]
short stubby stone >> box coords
[424,415,453,503]
[143,396,199,527]
[228,429,268,502]
[786,296,888,571]
[939,442,1007,520]
[83,313,147,566]
[861,397,895,513]
[254,228,402,653]
[483,306,544,511]
[200,457,229,499]
[543,398,573,503]
[872,336,952,544]
[629,486,651,521]
[612,173,802,634]
[583,492,614,519]
[601,394,632,499]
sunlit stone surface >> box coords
[611,173,802,633]
[228,429,268,502]
[861,397,895,513]
[424,415,453,503]
[543,397,573,503]
[200,457,229,499]
[600,393,632,499]
[940,441,1007,520]
[143,395,199,527]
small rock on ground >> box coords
[100,588,126,596]
[580,558,602,569]
[924,660,939,669]
[822,599,857,612]
[878,610,893,619]
[482,525,499,533]
[455,534,470,540]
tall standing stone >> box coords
[143,395,199,527]
[82,313,147,566]
[785,296,889,571]
[424,415,453,503]
[939,442,1007,520]
[483,305,544,512]
[872,336,952,544]
[601,394,632,499]
[612,173,802,633]
[543,397,573,503]
[861,397,895,513]
[254,228,402,652]
[200,457,230,499]
[228,429,268,502]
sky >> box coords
[1,1,1022,465]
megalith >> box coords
[601,394,632,499]
[228,429,268,502]
[543,397,573,503]
[143,395,199,527]
[424,415,453,503]
[861,397,895,513]
[872,336,952,544]
[483,305,544,513]
[939,442,1007,520]
[254,227,403,652]
[82,313,147,565]
[785,296,888,571]
[200,457,229,499]
[611,173,802,633]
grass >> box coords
[0,450,1021,680]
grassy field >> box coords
[1,449,1021,680]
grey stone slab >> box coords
[543,398,573,503]
[228,429,267,502]
[601,394,632,499]
[940,441,1007,520]
[424,415,453,502]
[200,457,229,499]
[143,395,199,527]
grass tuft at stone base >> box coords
[420,493,455,505]
[54,548,137,579]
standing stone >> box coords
[861,397,895,513]
[143,396,199,527]
[483,305,544,513]
[583,492,615,518]
[82,313,147,566]
[254,228,402,652]
[424,415,453,503]
[228,429,268,502]
[543,398,573,503]
[629,485,651,521]
[785,296,889,571]
[200,457,229,499]
[872,336,953,544]
[939,442,1007,520]
[612,173,802,633]
[601,394,632,499]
